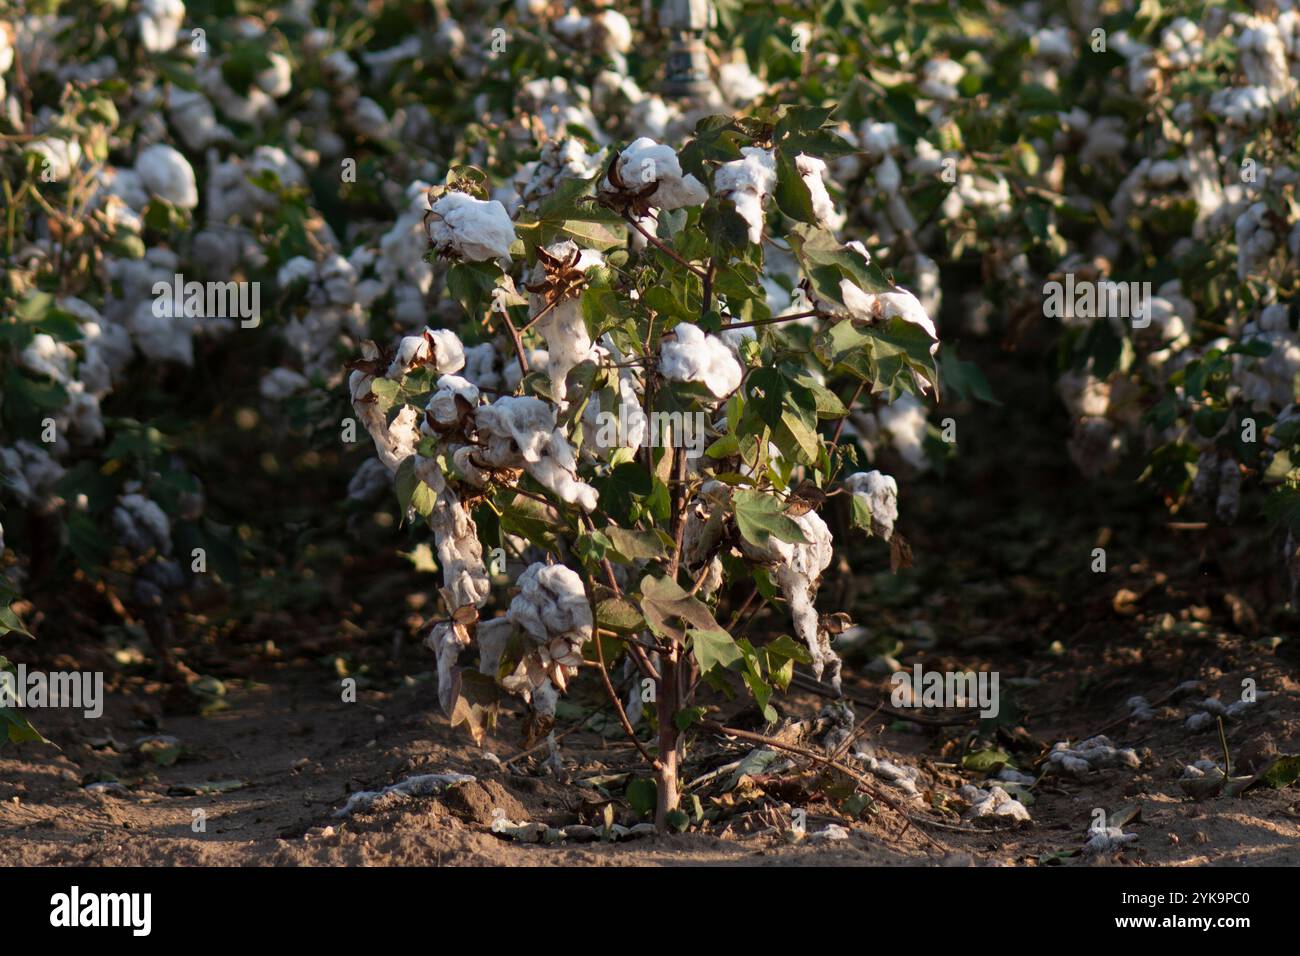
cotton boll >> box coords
[127,299,194,366]
[660,323,743,399]
[1084,825,1138,854]
[717,59,767,105]
[507,563,592,682]
[474,396,599,510]
[529,241,602,403]
[347,458,391,502]
[874,154,901,196]
[1043,735,1140,776]
[19,333,75,384]
[426,374,480,429]
[843,470,899,540]
[387,328,466,379]
[429,488,490,610]
[1208,85,1272,126]
[61,382,103,444]
[794,153,844,231]
[591,9,632,56]
[136,143,198,209]
[460,342,503,391]
[26,137,80,181]
[255,52,292,98]
[608,137,708,210]
[168,89,230,151]
[137,0,185,54]
[740,508,837,688]
[714,147,776,244]
[427,192,515,263]
[918,57,965,101]
[112,493,172,557]
[878,394,931,471]
[513,139,602,212]
[1235,202,1276,280]
[961,784,1031,822]
[838,283,940,358]
[0,441,64,512]
[259,367,310,401]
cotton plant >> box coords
[346,107,939,827]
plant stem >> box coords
[655,647,680,830]
[720,309,823,332]
[624,213,707,278]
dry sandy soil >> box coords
[4,347,1298,866]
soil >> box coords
[4,345,1298,866]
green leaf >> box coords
[774,151,817,224]
[733,490,809,549]
[596,596,645,633]
[962,748,1014,772]
[763,634,813,664]
[626,778,657,819]
[1259,754,1300,789]
[2,705,51,745]
[690,628,743,676]
[603,526,668,563]
[0,606,33,639]
[701,200,751,258]
[639,575,724,643]
[594,462,652,525]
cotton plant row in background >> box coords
[0,0,1295,792]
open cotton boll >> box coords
[127,300,194,366]
[610,137,708,210]
[426,374,480,429]
[347,458,391,502]
[427,191,515,263]
[0,441,65,512]
[508,563,591,669]
[63,383,104,444]
[259,367,310,401]
[718,58,767,105]
[918,57,965,101]
[459,342,503,391]
[794,153,844,231]
[535,297,593,405]
[529,241,602,403]
[387,328,466,379]
[740,508,837,688]
[839,283,940,356]
[429,488,491,610]
[714,147,776,244]
[137,0,184,53]
[475,396,556,464]
[474,396,599,510]
[843,470,899,540]
[135,144,198,210]
[26,137,80,182]
[255,52,292,98]
[660,323,743,399]
[961,784,1031,822]
[19,333,76,384]
[112,493,172,557]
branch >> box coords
[719,309,824,332]
[699,720,947,852]
[624,213,707,278]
